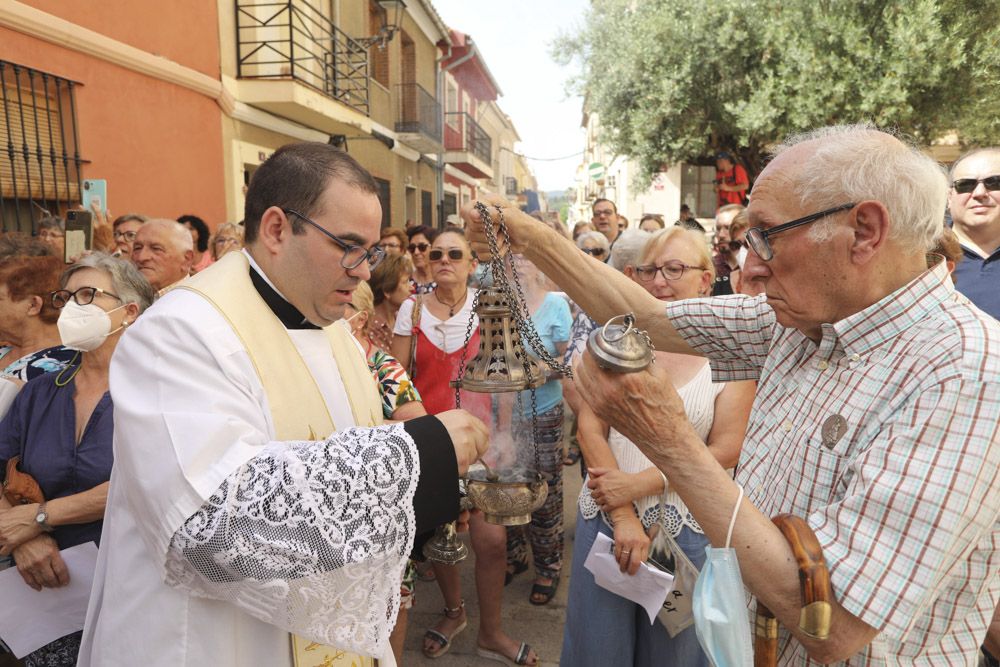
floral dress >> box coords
[0,345,76,381]
[366,345,421,419]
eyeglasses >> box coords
[428,248,465,262]
[51,286,122,309]
[952,175,1000,195]
[593,209,615,218]
[581,247,606,257]
[381,240,401,249]
[635,262,704,282]
[746,203,856,262]
[408,242,430,254]
[284,209,385,270]
[113,230,137,242]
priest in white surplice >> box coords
[78,144,488,667]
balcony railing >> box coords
[236,0,370,115]
[395,83,441,143]
[445,112,491,164]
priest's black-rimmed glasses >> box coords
[283,209,386,270]
[746,203,857,262]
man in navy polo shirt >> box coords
[948,148,1000,319]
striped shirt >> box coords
[666,261,1000,666]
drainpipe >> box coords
[436,40,479,227]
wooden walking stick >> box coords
[754,514,834,667]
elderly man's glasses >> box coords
[113,230,137,243]
[746,203,856,262]
[51,286,122,309]
[284,209,385,270]
[952,175,1000,194]
[582,247,606,257]
[635,262,704,282]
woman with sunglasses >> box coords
[0,253,155,666]
[561,228,754,667]
[576,230,610,262]
[391,230,539,666]
[405,225,438,295]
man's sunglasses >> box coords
[728,239,747,251]
[408,242,430,253]
[428,248,465,262]
[582,247,606,256]
[952,175,1000,194]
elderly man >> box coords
[80,143,488,666]
[947,147,1000,319]
[466,124,1000,665]
[131,218,194,290]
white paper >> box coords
[583,531,674,624]
[0,541,99,658]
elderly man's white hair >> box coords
[145,218,195,252]
[772,123,946,253]
[609,229,653,272]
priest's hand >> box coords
[12,534,69,591]
[573,351,696,467]
[463,194,544,260]
[435,409,489,475]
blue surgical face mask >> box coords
[692,485,754,667]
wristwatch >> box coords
[35,503,54,532]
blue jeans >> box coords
[561,510,710,667]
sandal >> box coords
[528,575,559,606]
[562,448,581,466]
[422,600,466,658]
[476,642,537,665]
[504,560,528,586]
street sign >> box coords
[588,162,606,181]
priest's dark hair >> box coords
[243,142,378,244]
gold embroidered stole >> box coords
[177,251,383,666]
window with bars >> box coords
[0,60,86,234]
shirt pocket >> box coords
[786,436,852,510]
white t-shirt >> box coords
[393,292,477,354]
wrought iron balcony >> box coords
[236,0,370,115]
[395,83,442,153]
[445,112,491,165]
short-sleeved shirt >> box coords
[665,262,1000,665]
[952,243,1000,320]
[515,292,572,416]
[715,164,749,207]
[0,345,77,382]
[0,373,114,550]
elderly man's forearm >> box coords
[646,432,878,661]
[521,224,698,355]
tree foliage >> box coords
[553,0,1000,182]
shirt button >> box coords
[817,360,829,370]
[782,420,793,432]
[850,353,860,362]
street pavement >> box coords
[402,455,585,666]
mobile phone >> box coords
[64,209,93,263]
[82,179,107,213]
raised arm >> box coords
[464,198,700,356]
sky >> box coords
[430,0,589,193]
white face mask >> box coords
[57,300,126,352]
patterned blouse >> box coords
[0,345,77,382]
[367,346,421,418]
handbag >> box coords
[407,295,423,379]
[3,456,45,505]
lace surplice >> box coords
[165,423,419,657]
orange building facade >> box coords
[0,0,227,233]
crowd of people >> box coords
[0,126,997,667]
